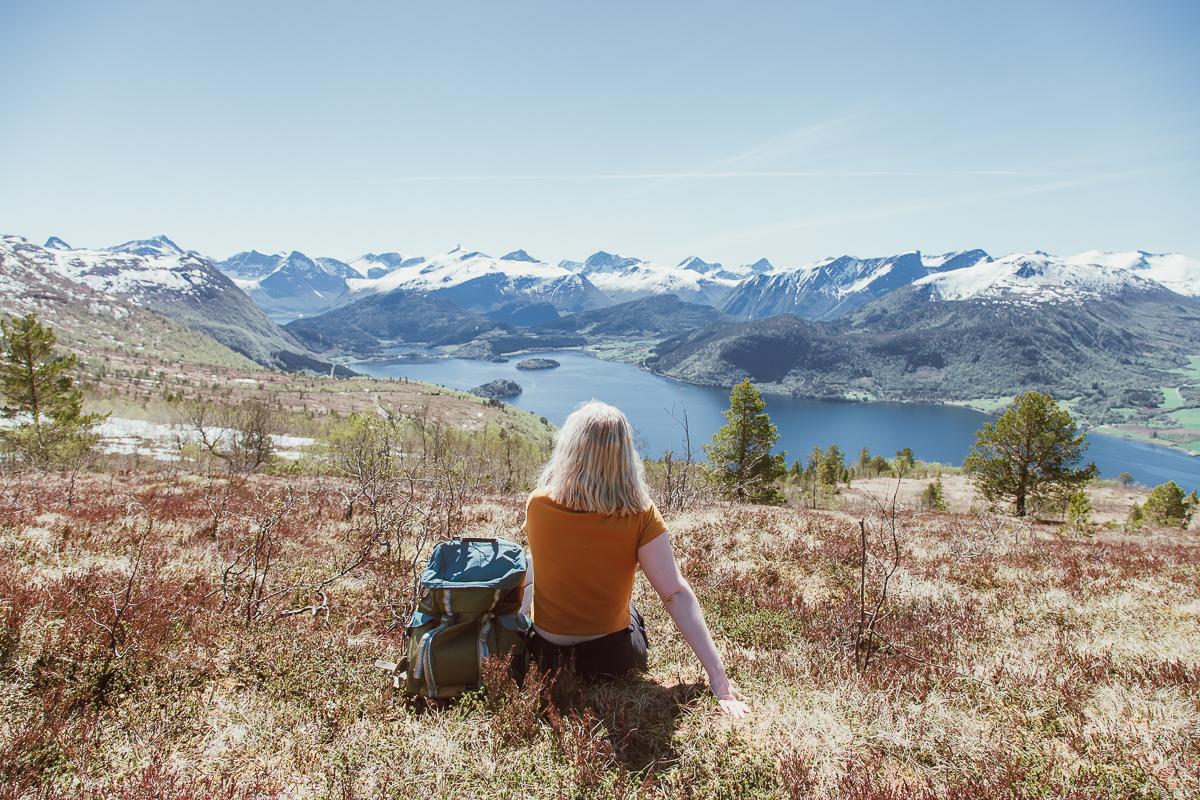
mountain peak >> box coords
[677,256,722,274]
[501,249,538,262]
[109,235,185,257]
[44,236,71,250]
[744,258,773,273]
[923,249,992,272]
[582,251,642,272]
[279,251,323,272]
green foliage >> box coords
[1064,489,1095,536]
[869,454,891,475]
[1117,471,1134,488]
[1142,480,1195,528]
[0,313,105,467]
[895,447,915,476]
[1126,502,1144,531]
[704,379,787,504]
[964,391,1097,517]
[805,446,823,479]
[921,476,948,511]
[820,444,844,486]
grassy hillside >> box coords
[76,347,555,451]
[0,467,1195,798]
[0,252,257,370]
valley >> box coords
[350,349,1200,492]
[3,233,1200,464]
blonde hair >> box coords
[536,400,651,515]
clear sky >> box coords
[2,1,1197,267]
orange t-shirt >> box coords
[523,488,668,636]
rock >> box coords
[515,358,560,370]
[470,379,522,400]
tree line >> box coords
[700,378,1196,527]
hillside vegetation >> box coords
[1,314,1197,798]
[1,457,1196,798]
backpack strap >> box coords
[375,657,409,690]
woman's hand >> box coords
[713,682,751,718]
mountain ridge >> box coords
[0,235,349,375]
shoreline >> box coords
[345,344,1200,462]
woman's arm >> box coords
[638,534,750,718]
[520,555,534,617]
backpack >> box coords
[377,536,531,699]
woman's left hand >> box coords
[714,685,751,718]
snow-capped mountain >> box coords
[218,250,357,319]
[0,235,335,372]
[718,247,1200,320]
[560,251,740,305]
[348,252,425,280]
[219,250,288,280]
[721,250,989,320]
[1063,250,1200,298]
[921,249,993,272]
[675,256,773,282]
[38,235,223,301]
[345,246,608,313]
[0,235,257,366]
[315,257,361,280]
[912,251,1194,303]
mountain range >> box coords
[199,240,1200,327]
[4,233,1199,431]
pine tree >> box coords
[704,379,787,504]
[964,391,1097,517]
[820,444,844,487]
[857,446,871,475]
[1065,489,1094,535]
[895,447,915,477]
[921,476,948,511]
[805,446,824,480]
[805,445,824,507]
[0,314,105,466]
[1143,481,1194,528]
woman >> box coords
[521,400,749,718]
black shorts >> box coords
[528,607,649,679]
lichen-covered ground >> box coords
[1,471,1197,799]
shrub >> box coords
[921,476,948,511]
[1142,480,1194,528]
[1064,489,1095,536]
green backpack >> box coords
[378,537,531,699]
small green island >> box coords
[516,358,561,370]
[470,378,523,400]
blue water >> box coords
[352,350,1200,493]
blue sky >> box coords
[1,1,1197,266]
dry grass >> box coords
[1,469,1197,799]
[844,474,1196,531]
[79,348,555,446]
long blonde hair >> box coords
[536,400,651,515]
